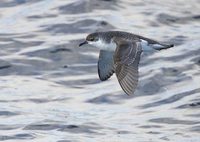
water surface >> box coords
[0,0,200,141]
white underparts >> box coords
[88,39,116,51]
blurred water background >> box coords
[0,0,200,141]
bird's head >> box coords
[79,32,114,50]
[79,33,100,47]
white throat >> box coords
[88,39,116,51]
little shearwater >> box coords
[79,31,174,95]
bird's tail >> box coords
[152,43,174,51]
[140,39,174,51]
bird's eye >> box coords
[89,37,94,41]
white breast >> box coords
[89,40,116,51]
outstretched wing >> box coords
[98,50,115,81]
[114,39,142,95]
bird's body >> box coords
[79,31,173,95]
[84,31,173,51]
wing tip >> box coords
[98,68,114,81]
[117,66,139,96]
[121,84,137,96]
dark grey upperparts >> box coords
[91,31,174,47]
[96,31,140,43]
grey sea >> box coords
[0,0,200,141]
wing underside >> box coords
[98,50,115,81]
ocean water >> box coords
[0,0,200,141]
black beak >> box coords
[79,41,88,47]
